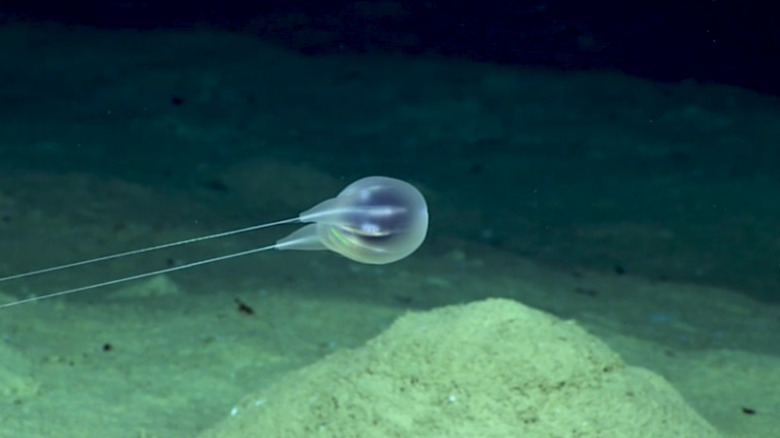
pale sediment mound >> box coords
[199,298,721,438]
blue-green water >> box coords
[0,24,777,438]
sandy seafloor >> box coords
[0,24,778,437]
